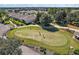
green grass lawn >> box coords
[6,25,79,54]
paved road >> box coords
[19,45,40,55]
[51,23,79,32]
[9,21,17,28]
[0,23,11,36]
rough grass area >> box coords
[6,25,79,54]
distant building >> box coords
[8,12,36,23]
[6,8,48,23]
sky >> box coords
[0,4,79,7]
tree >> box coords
[35,12,42,24]
[0,38,22,55]
[66,12,79,27]
[40,47,47,55]
[0,11,9,23]
[39,13,52,26]
[48,8,57,15]
[48,8,71,26]
[55,10,68,26]
[74,49,79,55]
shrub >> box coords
[74,49,79,55]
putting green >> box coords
[14,26,68,46]
[7,25,79,54]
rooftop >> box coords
[8,12,36,23]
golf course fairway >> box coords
[7,25,79,54]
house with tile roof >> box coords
[8,12,36,23]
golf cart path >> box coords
[19,45,40,55]
[16,24,79,32]
[9,21,17,28]
[51,23,79,32]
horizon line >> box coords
[0,4,79,7]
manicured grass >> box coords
[6,25,79,54]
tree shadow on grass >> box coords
[56,22,68,27]
[41,24,59,32]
